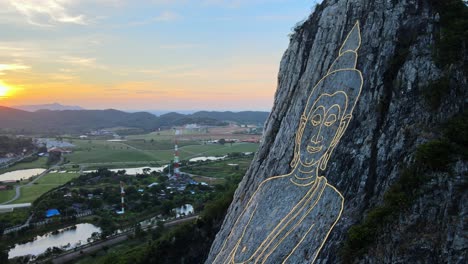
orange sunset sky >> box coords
[0,0,319,111]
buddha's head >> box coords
[290,21,362,173]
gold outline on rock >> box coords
[212,21,362,264]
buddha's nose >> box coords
[311,134,323,144]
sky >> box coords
[0,0,320,111]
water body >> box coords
[84,166,167,175]
[0,169,46,182]
[189,156,226,162]
[36,139,75,149]
[174,204,194,218]
[8,223,101,259]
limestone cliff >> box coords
[206,0,466,263]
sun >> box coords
[0,82,10,97]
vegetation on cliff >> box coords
[341,110,467,262]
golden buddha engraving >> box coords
[213,21,363,264]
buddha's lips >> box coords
[307,145,323,153]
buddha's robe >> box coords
[214,175,344,264]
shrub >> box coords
[341,167,426,262]
[444,112,468,159]
[430,0,468,70]
[423,76,450,109]
[415,140,453,170]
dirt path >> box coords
[1,159,63,205]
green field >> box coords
[12,173,80,204]
[66,138,258,164]
[0,189,16,203]
[67,139,160,163]
[81,162,163,170]
[0,132,258,204]
[184,156,253,179]
[179,143,258,159]
[127,129,206,141]
[124,139,199,150]
[191,175,225,185]
[36,173,80,185]
[0,157,47,174]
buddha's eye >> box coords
[311,114,321,126]
[324,114,337,126]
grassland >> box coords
[126,129,204,141]
[124,139,199,150]
[180,143,258,158]
[66,138,258,165]
[0,189,16,203]
[0,129,259,205]
[12,173,80,204]
[0,207,30,226]
[0,157,47,174]
[184,156,253,179]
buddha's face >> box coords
[298,91,348,170]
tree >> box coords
[218,138,226,145]
[89,198,103,209]
[99,215,117,238]
[0,243,8,263]
[38,146,47,153]
[47,151,61,166]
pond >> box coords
[0,168,46,182]
[189,156,226,162]
[8,223,101,259]
[84,166,167,175]
[173,204,194,218]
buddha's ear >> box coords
[331,114,353,147]
[290,114,308,168]
[296,115,308,141]
[339,114,353,136]
[319,114,353,170]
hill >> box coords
[0,106,269,134]
[0,106,160,134]
[14,103,84,112]
[206,0,467,263]
[190,111,268,124]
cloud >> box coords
[7,0,88,26]
[61,56,95,66]
[128,11,180,26]
[0,63,31,75]
[201,0,283,8]
[49,73,76,81]
[134,89,155,94]
[159,44,197,49]
[135,64,195,76]
[60,56,106,69]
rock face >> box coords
[206,0,466,263]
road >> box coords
[50,215,199,264]
[0,153,35,169]
[1,158,63,205]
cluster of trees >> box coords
[30,168,217,234]
[0,136,35,156]
[0,106,269,135]
[342,110,468,261]
[95,162,245,263]
[46,151,61,166]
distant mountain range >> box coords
[14,103,84,112]
[0,106,269,135]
